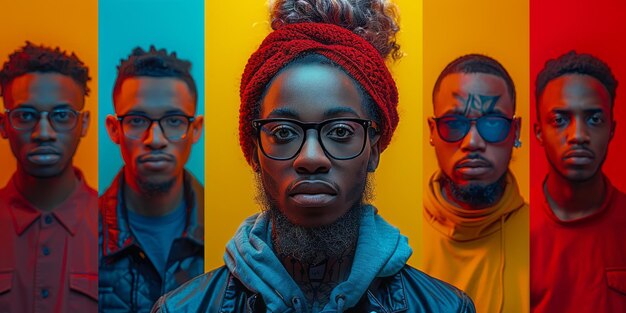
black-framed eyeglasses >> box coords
[252,118,379,160]
[433,114,513,143]
[5,108,81,132]
[117,114,195,142]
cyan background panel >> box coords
[98,0,205,192]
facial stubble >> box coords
[255,170,375,265]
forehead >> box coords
[115,76,195,116]
[434,72,513,116]
[260,62,365,121]
[4,72,84,110]
[539,74,611,114]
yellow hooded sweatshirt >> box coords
[422,170,529,313]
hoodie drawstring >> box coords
[499,215,505,313]
[291,297,304,313]
[336,294,346,312]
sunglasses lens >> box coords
[437,116,469,142]
[476,116,512,143]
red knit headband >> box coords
[239,22,399,166]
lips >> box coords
[563,149,594,159]
[288,180,338,207]
[137,153,174,171]
[563,149,595,166]
[27,146,61,166]
[138,155,173,163]
[455,157,492,177]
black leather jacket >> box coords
[152,265,475,313]
[99,170,205,312]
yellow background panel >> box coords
[205,0,423,271]
[0,0,98,190]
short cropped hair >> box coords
[433,54,516,110]
[0,41,90,97]
[535,51,617,117]
[113,46,197,107]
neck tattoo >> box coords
[281,249,354,311]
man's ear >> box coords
[367,139,381,173]
[0,113,7,139]
[610,119,616,141]
[105,114,121,145]
[191,115,204,144]
[80,111,91,137]
[427,117,436,146]
[533,122,543,146]
[514,116,522,141]
[250,142,261,173]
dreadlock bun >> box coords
[270,0,401,60]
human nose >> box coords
[293,129,331,174]
[31,112,57,142]
[567,116,590,145]
[143,120,168,149]
[460,122,486,152]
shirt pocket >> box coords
[0,270,11,295]
[69,272,98,312]
[0,269,14,312]
[606,267,626,296]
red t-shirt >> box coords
[531,177,626,312]
[0,169,98,313]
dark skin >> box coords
[428,73,521,209]
[280,251,354,310]
[535,74,614,221]
[254,63,380,310]
[105,77,203,216]
[0,73,90,211]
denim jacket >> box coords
[99,169,204,313]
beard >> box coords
[254,172,375,264]
[440,172,507,208]
[137,176,175,196]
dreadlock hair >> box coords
[433,54,516,111]
[535,50,618,118]
[0,41,90,98]
[112,46,197,108]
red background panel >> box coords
[530,0,626,196]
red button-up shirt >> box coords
[0,169,98,313]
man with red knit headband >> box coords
[152,1,475,312]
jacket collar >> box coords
[226,271,409,313]
[100,168,204,258]
[7,168,92,236]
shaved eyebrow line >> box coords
[440,107,506,116]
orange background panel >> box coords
[0,0,98,190]
[205,0,424,271]
[422,0,530,203]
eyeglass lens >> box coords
[258,119,367,160]
[120,115,191,141]
[8,108,79,131]
[436,115,512,143]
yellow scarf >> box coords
[421,170,529,313]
